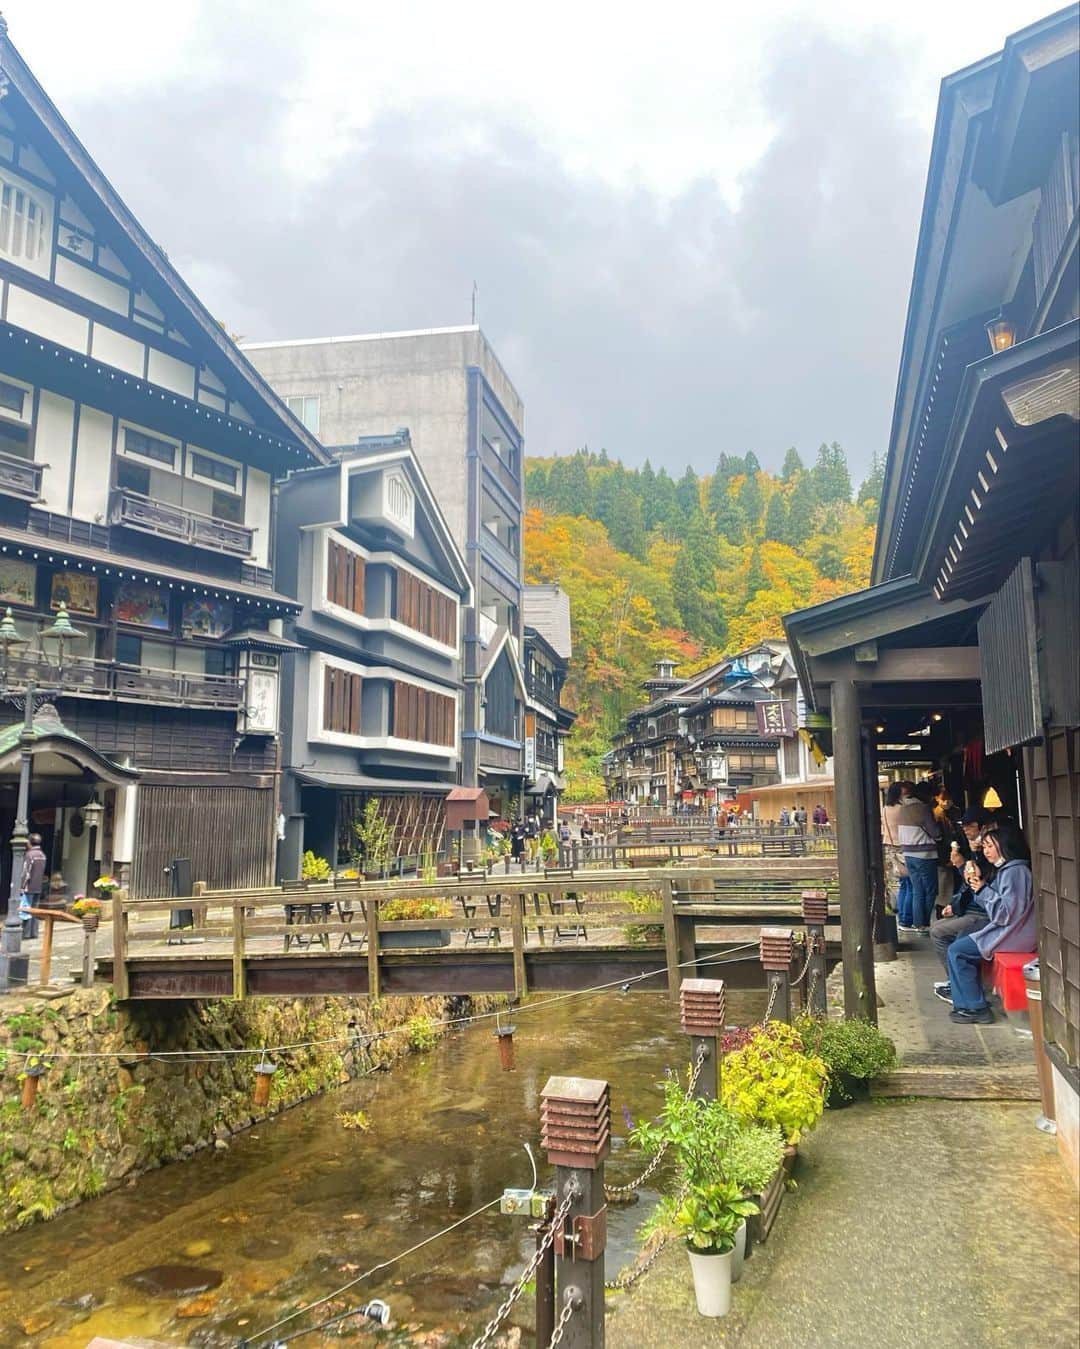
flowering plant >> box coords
[93,876,119,893]
[71,895,103,916]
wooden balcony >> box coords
[526,672,561,714]
[5,652,244,711]
[110,488,254,558]
[0,450,44,503]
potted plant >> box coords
[353,800,394,879]
[673,1178,758,1317]
[93,875,119,896]
[301,851,332,882]
[540,829,559,865]
[378,895,453,949]
[719,1022,829,1145]
[716,1119,785,1276]
[71,894,104,932]
[797,1015,897,1107]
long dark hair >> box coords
[885,783,905,807]
[983,821,1031,865]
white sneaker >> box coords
[933,980,949,992]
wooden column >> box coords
[801,891,829,1017]
[679,978,725,1101]
[831,677,877,1021]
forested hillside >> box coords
[524,446,881,799]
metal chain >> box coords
[763,978,779,1022]
[806,967,820,1010]
[790,933,817,987]
[546,1293,579,1349]
[604,1044,707,1199]
[605,1178,689,1292]
[470,1188,576,1349]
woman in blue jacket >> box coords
[946,822,1036,1024]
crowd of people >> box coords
[882,780,1035,1025]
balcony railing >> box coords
[0,450,44,503]
[110,489,254,558]
[526,673,561,713]
[4,652,244,710]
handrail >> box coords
[3,651,244,708]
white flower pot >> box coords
[732,1220,747,1282]
[687,1246,734,1317]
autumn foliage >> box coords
[524,446,878,799]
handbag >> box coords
[882,810,908,880]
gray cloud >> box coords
[62,23,926,479]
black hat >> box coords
[960,807,984,826]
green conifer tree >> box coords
[764,490,788,542]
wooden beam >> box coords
[813,647,981,684]
[871,1065,1040,1100]
[798,591,986,658]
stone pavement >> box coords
[606,1096,1079,1348]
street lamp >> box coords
[0,603,86,993]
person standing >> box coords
[525,812,540,865]
[881,782,914,930]
[510,817,526,865]
[19,833,47,940]
[793,805,807,834]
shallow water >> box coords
[0,989,763,1348]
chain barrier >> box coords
[605,1178,689,1292]
[790,933,817,987]
[806,967,820,1010]
[470,1187,576,1349]
[604,1043,707,1199]
[763,978,779,1022]
[547,1293,579,1348]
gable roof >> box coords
[480,627,528,702]
[0,20,327,469]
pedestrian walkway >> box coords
[607,1095,1079,1348]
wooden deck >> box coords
[102,863,841,1001]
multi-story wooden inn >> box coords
[0,24,326,900]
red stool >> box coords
[990,951,1037,1012]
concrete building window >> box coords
[286,394,320,435]
[327,538,365,614]
[0,175,50,272]
[392,680,455,747]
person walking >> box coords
[946,822,1035,1024]
[510,818,526,865]
[524,813,540,866]
[793,805,807,834]
[19,833,47,940]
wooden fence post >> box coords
[232,901,246,1000]
[679,977,725,1101]
[111,888,129,1001]
[801,891,829,1017]
[541,1076,609,1349]
[511,892,528,1000]
[759,927,794,1024]
[661,876,679,1004]
[366,897,380,999]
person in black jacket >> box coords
[930,808,994,1001]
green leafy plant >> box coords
[620,889,663,943]
[353,799,394,874]
[631,1069,739,1191]
[796,1016,897,1099]
[380,896,452,922]
[719,1022,828,1143]
[720,1121,786,1195]
[336,1109,372,1132]
[301,851,332,881]
[540,830,560,863]
[673,1178,758,1254]
[405,1014,437,1052]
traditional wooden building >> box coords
[523,584,575,823]
[0,23,326,901]
[273,432,471,874]
[785,6,1079,1183]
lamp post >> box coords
[0,604,85,993]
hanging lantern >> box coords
[252,1055,277,1108]
[983,786,1003,810]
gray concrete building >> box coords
[244,326,526,816]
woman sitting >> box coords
[945,822,1036,1024]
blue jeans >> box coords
[946,933,988,1011]
[896,875,913,927]
[905,856,938,928]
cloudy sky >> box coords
[6,1,1058,478]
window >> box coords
[0,377,31,459]
[117,460,150,495]
[323,664,362,735]
[0,176,49,268]
[396,569,456,646]
[0,379,26,418]
[212,490,243,523]
[286,395,320,435]
[327,538,365,615]
[392,681,455,747]
[115,633,142,666]
[204,646,228,678]
[123,427,177,470]
[190,451,239,490]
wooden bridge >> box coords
[99,861,840,1001]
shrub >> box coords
[631,1069,740,1191]
[720,1022,828,1143]
[620,890,664,944]
[381,897,453,922]
[405,1014,437,1052]
[673,1178,758,1254]
[796,1016,897,1091]
[301,851,332,881]
[721,1121,786,1194]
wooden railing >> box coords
[107,863,841,1001]
[110,488,254,558]
[4,651,244,709]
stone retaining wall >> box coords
[0,987,477,1234]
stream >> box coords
[0,989,764,1348]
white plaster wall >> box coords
[90,323,144,377]
[72,405,113,521]
[35,389,75,513]
[147,348,196,398]
[1052,1064,1079,1191]
[54,255,129,316]
[246,467,272,567]
[7,285,89,352]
